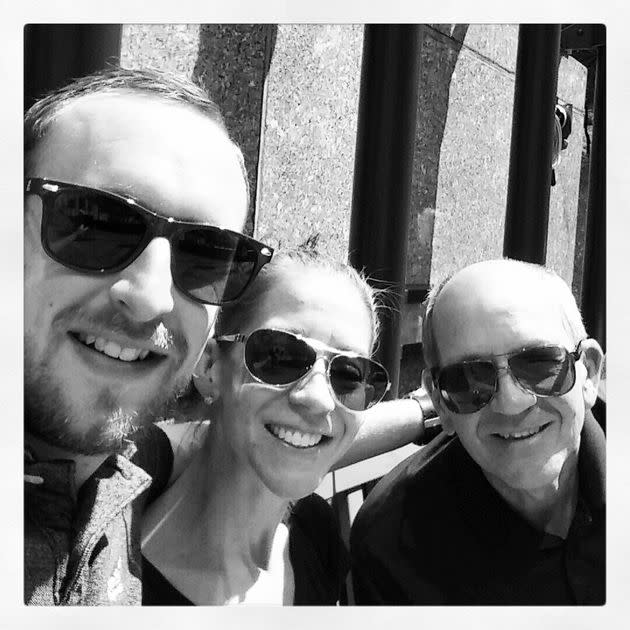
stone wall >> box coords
[120,24,588,395]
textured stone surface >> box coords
[121,24,270,235]
[121,24,200,76]
[255,24,363,259]
[558,54,589,105]
[433,23,518,71]
[119,23,588,356]
[546,56,587,285]
[428,40,515,284]
[405,25,470,287]
[426,27,586,292]
[192,24,271,233]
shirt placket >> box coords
[61,453,152,605]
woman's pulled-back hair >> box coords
[215,246,384,355]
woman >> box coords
[140,249,391,605]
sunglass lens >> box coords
[173,229,259,305]
[510,346,574,396]
[439,361,496,413]
[44,189,146,270]
[245,329,314,385]
[330,356,389,411]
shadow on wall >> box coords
[193,25,278,234]
[407,24,469,287]
[399,25,469,397]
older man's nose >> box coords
[489,367,537,415]
[109,238,175,322]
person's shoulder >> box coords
[290,494,343,560]
[128,423,174,501]
[291,494,336,530]
[352,434,459,540]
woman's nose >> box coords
[288,358,336,417]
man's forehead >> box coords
[31,90,247,229]
[432,263,570,361]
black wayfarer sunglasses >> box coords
[432,342,584,414]
[216,328,391,412]
[25,178,274,306]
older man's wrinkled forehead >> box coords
[29,89,248,229]
[431,261,573,364]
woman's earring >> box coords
[193,368,216,405]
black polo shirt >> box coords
[350,412,605,605]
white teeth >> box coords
[76,333,150,362]
[269,425,323,448]
[497,426,544,440]
[103,341,123,358]
[119,347,143,361]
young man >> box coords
[351,259,605,605]
[24,67,267,604]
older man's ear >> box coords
[422,368,455,435]
[579,338,604,410]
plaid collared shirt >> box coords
[24,425,172,605]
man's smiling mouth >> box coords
[71,332,157,363]
[493,422,552,441]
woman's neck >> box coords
[141,420,293,604]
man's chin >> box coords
[27,408,148,456]
[25,367,193,455]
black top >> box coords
[142,493,348,605]
[350,412,606,605]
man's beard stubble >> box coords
[24,341,192,456]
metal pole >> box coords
[24,24,122,110]
[349,25,421,397]
[581,46,606,350]
[503,24,561,263]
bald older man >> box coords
[350,259,605,605]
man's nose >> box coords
[289,359,336,419]
[488,366,537,415]
[109,238,175,322]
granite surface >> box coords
[121,24,200,76]
[119,23,590,358]
[121,24,271,234]
[254,24,363,260]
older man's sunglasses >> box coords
[25,178,273,306]
[217,328,391,411]
[432,343,583,414]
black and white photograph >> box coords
[5,3,627,629]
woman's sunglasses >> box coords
[25,178,274,306]
[431,343,583,414]
[217,328,391,412]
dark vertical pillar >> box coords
[503,24,561,263]
[24,24,122,110]
[349,25,421,397]
[581,46,605,351]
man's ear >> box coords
[579,338,604,409]
[193,339,222,402]
[422,368,455,435]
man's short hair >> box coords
[421,259,588,370]
[24,66,250,210]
